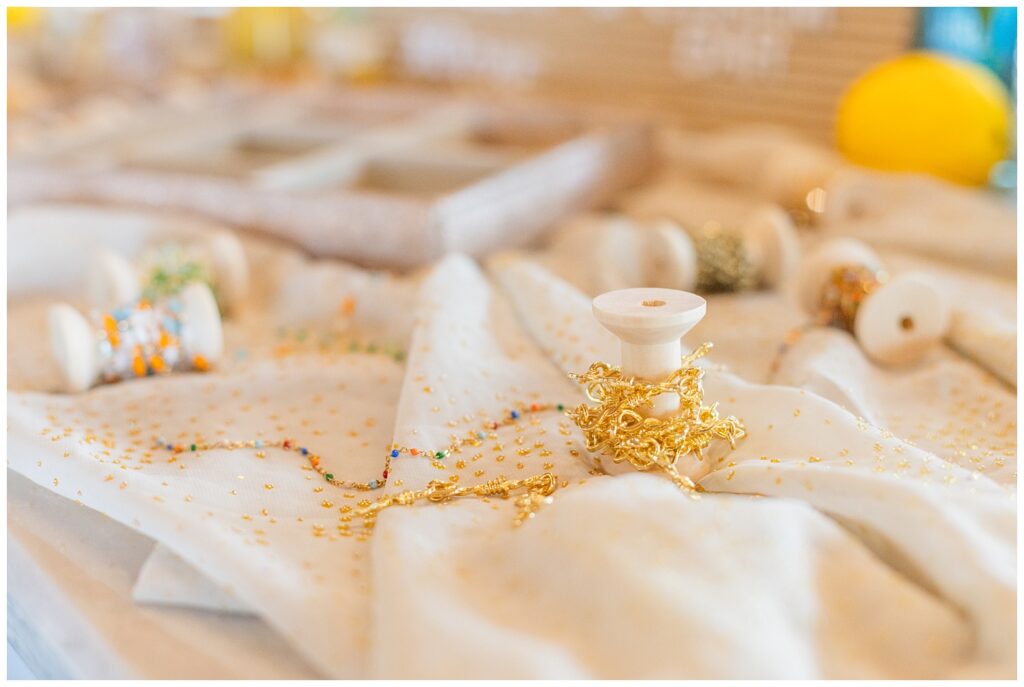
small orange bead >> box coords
[409,448,418,456]
[339,296,357,316]
[193,355,209,371]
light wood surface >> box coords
[374,8,917,144]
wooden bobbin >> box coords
[87,230,249,311]
[593,287,707,415]
[795,238,949,366]
[740,204,800,290]
[592,287,708,478]
[48,283,224,393]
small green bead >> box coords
[435,451,446,460]
[190,444,197,451]
[325,473,334,481]
[557,404,565,411]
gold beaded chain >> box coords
[566,343,746,492]
[155,402,569,530]
[358,473,558,529]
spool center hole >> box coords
[900,315,915,331]
[641,299,666,308]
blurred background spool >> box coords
[796,238,949,365]
[48,282,224,392]
[88,230,249,314]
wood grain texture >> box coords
[373,8,917,144]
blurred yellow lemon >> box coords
[223,7,308,72]
[837,52,1011,186]
[7,7,43,32]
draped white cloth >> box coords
[7,196,1016,678]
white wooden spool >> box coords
[48,283,224,393]
[740,204,800,290]
[87,230,249,312]
[585,208,798,293]
[795,238,949,366]
[592,287,709,478]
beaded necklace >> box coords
[156,401,568,531]
[139,244,216,305]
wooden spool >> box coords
[795,238,949,365]
[591,287,709,479]
[49,283,223,393]
[87,230,249,312]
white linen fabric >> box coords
[7,199,1016,678]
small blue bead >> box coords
[166,444,173,450]
[476,432,485,439]
[390,449,399,458]
[300,447,308,455]
[368,480,378,489]
[255,439,264,449]
[511,410,520,419]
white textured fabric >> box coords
[7,200,1016,678]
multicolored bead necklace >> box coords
[98,296,209,382]
[270,326,406,363]
[139,244,215,305]
[155,401,568,528]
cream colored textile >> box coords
[8,202,1016,678]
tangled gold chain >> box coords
[566,343,746,492]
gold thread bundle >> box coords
[566,343,746,492]
[694,227,757,293]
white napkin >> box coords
[8,205,1016,678]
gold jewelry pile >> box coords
[567,343,746,492]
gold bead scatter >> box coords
[567,343,746,492]
[693,226,758,293]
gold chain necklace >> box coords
[156,402,567,534]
